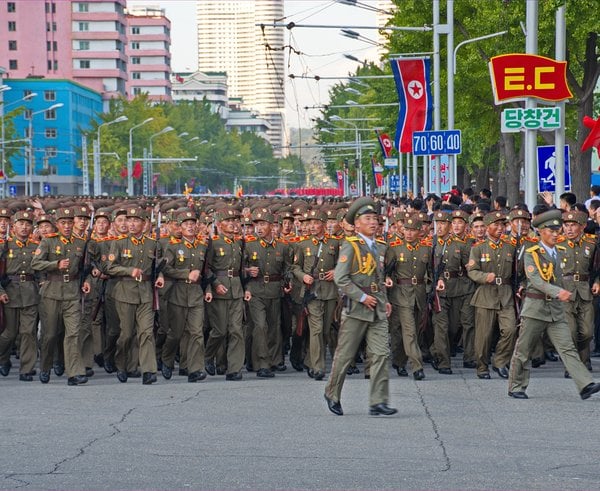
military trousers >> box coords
[78,295,96,369]
[0,305,38,374]
[205,298,245,375]
[508,316,593,394]
[565,297,594,364]
[474,305,516,375]
[248,296,282,370]
[387,304,407,369]
[325,314,390,407]
[306,298,337,373]
[431,296,451,369]
[448,293,475,360]
[397,304,423,372]
[114,300,157,374]
[105,292,139,372]
[39,298,85,378]
[162,302,205,374]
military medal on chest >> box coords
[178,249,185,262]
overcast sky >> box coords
[127,0,380,127]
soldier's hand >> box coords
[154,277,164,288]
[385,277,393,288]
[131,268,143,279]
[385,302,392,317]
[485,272,496,284]
[91,267,101,278]
[324,270,334,281]
[246,266,259,277]
[215,284,227,296]
[81,281,91,294]
[244,290,252,301]
[361,295,377,310]
[189,269,201,283]
[0,293,9,304]
[592,283,600,296]
[204,292,213,303]
[283,284,292,294]
[557,289,572,302]
[436,279,445,291]
[303,274,314,286]
[58,258,70,270]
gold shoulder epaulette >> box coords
[375,238,387,245]
[557,245,567,251]
[245,235,258,242]
[583,234,596,243]
[347,236,360,242]
[288,236,302,243]
[523,236,539,243]
[526,244,540,253]
[389,239,403,247]
[212,235,220,241]
[474,239,486,247]
[46,233,58,238]
[420,238,432,246]
[169,237,182,245]
[556,236,567,243]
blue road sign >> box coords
[43,184,51,194]
[9,186,16,197]
[537,145,570,192]
[412,130,461,156]
[389,174,400,193]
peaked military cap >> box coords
[73,206,91,218]
[483,211,507,226]
[507,208,531,221]
[451,210,470,222]
[532,209,563,230]
[176,210,197,224]
[432,210,452,223]
[12,210,34,223]
[251,208,274,223]
[403,216,422,230]
[562,210,587,226]
[126,207,148,220]
[307,209,327,222]
[55,207,74,220]
[346,197,377,226]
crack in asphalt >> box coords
[414,382,451,472]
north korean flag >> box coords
[390,58,433,153]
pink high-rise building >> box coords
[0,0,128,100]
[125,6,172,102]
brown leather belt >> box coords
[360,283,381,294]
[250,274,282,283]
[47,273,78,283]
[120,274,151,282]
[442,270,465,279]
[214,269,239,278]
[491,277,511,285]
[563,273,589,282]
[396,277,424,285]
[525,292,554,301]
[312,272,329,280]
[7,274,35,282]
[175,278,200,284]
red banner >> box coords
[489,54,573,104]
[377,131,393,158]
[336,170,344,192]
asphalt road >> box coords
[1,355,600,490]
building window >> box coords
[8,21,16,32]
[47,22,57,32]
[131,57,140,65]
[8,60,17,70]
[79,41,90,50]
[23,90,33,98]
[133,88,142,95]
[24,110,32,121]
[79,60,90,69]
[44,91,56,102]
[8,40,17,51]
[47,60,58,71]
[132,72,141,80]
[78,22,89,31]
[132,27,140,35]
[78,2,89,12]
[45,2,56,14]
[46,128,57,139]
[7,2,16,13]
[131,42,140,50]
[45,147,57,158]
[47,41,57,52]
[45,109,58,120]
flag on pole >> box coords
[336,170,344,193]
[132,161,143,179]
[390,58,433,153]
[371,156,384,188]
[375,130,393,158]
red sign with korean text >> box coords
[489,54,572,104]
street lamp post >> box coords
[127,117,153,196]
[27,103,63,196]
[1,91,37,198]
[95,115,127,196]
[330,115,362,196]
[148,126,174,195]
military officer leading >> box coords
[508,209,600,400]
[324,198,397,416]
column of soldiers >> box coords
[0,194,599,403]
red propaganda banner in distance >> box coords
[489,54,573,104]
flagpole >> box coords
[398,153,403,198]
[412,153,418,196]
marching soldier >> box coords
[0,211,40,381]
[559,210,598,373]
[31,207,91,386]
[466,212,517,379]
[161,210,209,383]
[324,197,397,417]
[106,207,163,385]
[243,208,290,378]
[204,207,249,380]
[385,215,431,380]
[508,209,600,400]
[292,210,339,380]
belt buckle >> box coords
[495,277,502,285]
[63,274,70,283]
[545,294,553,301]
[318,272,326,280]
[370,283,379,293]
[411,277,418,286]
[573,274,580,282]
[185,279,192,284]
[443,271,450,280]
[19,274,27,283]
[263,274,270,283]
[135,275,142,283]
[227,269,234,278]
